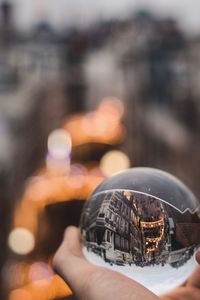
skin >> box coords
[53,226,200,300]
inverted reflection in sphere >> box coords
[80,168,200,295]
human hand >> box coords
[53,226,159,300]
[53,226,200,300]
[161,251,200,300]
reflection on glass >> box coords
[80,168,200,295]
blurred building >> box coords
[81,190,199,268]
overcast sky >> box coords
[9,0,200,35]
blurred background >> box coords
[0,0,200,299]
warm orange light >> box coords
[11,275,72,300]
[50,275,72,298]
[100,150,131,176]
[9,289,32,300]
[10,101,127,300]
[81,112,110,137]
[63,98,126,146]
[98,96,125,119]
[14,170,104,233]
[5,261,31,288]
[20,172,103,205]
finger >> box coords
[62,226,84,258]
[54,227,160,300]
[186,251,200,288]
[196,251,200,264]
[53,226,97,294]
[161,286,200,300]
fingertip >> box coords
[195,250,200,264]
[52,226,83,275]
[62,226,83,258]
[64,226,80,240]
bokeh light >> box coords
[64,100,126,146]
[29,262,54,283]
[4,262,30,290]
[98,97,125,119]
[100,150,131,176]
[68,164,88,189]
[81,112,109,137]
[9,289,32,300]
[8,228,35,255]
[46,154,70,175]
[47,129,72,160]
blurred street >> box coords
[0,1,200,300]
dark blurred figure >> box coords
[63,30,89,113]
[145,17,185,106]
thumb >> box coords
[53,227,159,300]
[52,226,99,294]
[196,251,200,264]
[186,251,200,289]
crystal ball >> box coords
[80,168,200,295]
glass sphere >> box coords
[80,167,200,295]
